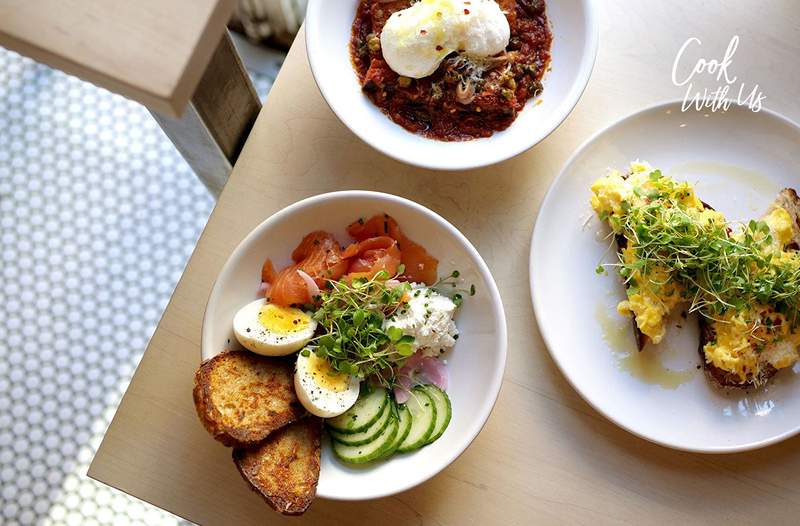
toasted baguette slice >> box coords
[233,417,322,516]
[616,200,719,351]
[698,317,778,388]
[770,188,800,249]
[700,188,800,388]
[193,351,305,447]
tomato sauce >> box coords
[350,0,553,141]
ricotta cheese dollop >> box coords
[384,285,459,354]
[380,0,511,79]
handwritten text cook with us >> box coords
[672,35,765,113]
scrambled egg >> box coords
[704,305,800,383]
[590,161,707,218]
[591,161,800,384]
[764,206,795,249]
[591,162,721,344]
[703,207,800,383]
[616,244,683,344]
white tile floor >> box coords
[0,43,283,525]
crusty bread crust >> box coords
[193,351,306,447]
[699,188,800,389]
[233,417,322,516]
[771,188,800,249]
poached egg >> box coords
[294,351,360,418]
[232,298,317,356]
[380,0,510,79]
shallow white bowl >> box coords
[305,0,598,170]
[202,191,507,499]
[531,101,800,453]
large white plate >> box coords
[202,191,507,499]
[531,101,800,452]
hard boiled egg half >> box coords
[295,351,360,418]
[233,298,317,356]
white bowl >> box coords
[202,191,507,499]
[531,101,800,452]
[305,0,599,171]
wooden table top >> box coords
[0,0,236,116]
[89,2,800,524]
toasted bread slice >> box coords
[193,351,305,447]
[616,200,719,351]
[699,188,800,388]
[698,317,778,388]
[233,417,322,516]
[770,188,800,249]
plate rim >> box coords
[304,0,600,171]
[201,190,509,499]
[529,99,800,454]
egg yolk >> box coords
[258,304,311,335]
[306,353,350,392]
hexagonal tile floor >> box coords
[0,44,282,525]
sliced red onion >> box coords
[394,351,449,403]
[393,374,413,404]
[296,269,320,298]
[420,355,448,391]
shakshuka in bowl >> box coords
[306,0,599,170]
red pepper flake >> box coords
[436,45,443,51]
[420,29,427,35]
[464,8,470,14]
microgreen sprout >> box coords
[301,270,415,387]
[432,269,476,301]
[596,171,800,327]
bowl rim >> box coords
[529,99,800,454]
[201,190,509,498]
[304,0,600,171]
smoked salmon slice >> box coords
[347,215,439,285]
[343,236,402,280]
[261,259,277,283]
[263,217,437,306]
[265,231,349,306]
[267,263,309,307]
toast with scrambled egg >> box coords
[233,417,322,516]
[591,162,722,348]
[699,189,800,388]
[592,163,800,389]
[193,351,306,447]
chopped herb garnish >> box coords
[301,271,415,386]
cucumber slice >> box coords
[397,388,436,453]
[421,385,452,444]
[332,417,399,464]
[326,387,387,434]
[328,400,392,446]
[378,404,412,460]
